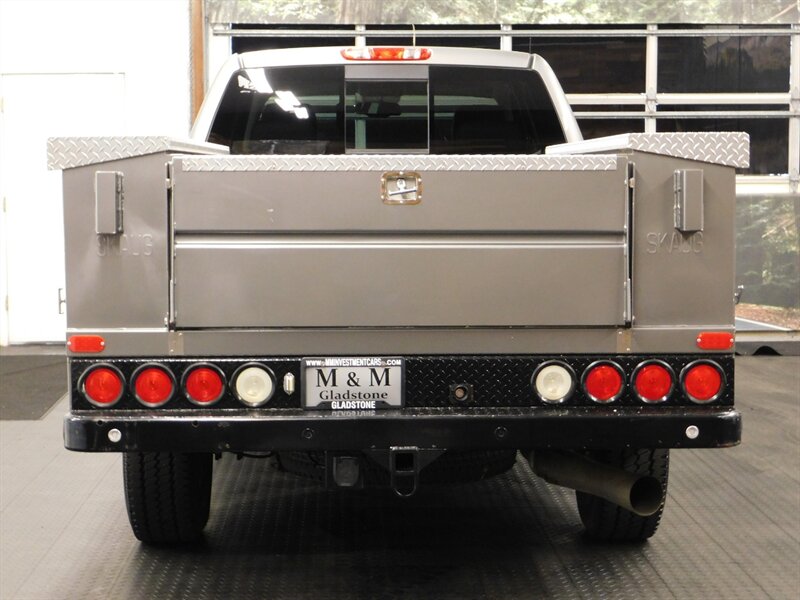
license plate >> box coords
[302,357,404,410]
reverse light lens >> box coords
[682,362,723,403]
[534,363,574,403]
[633,362,674,403]
[584,362,624,403]
[83,366,124,406]
[133,366,174,407]
[234,365,275,407]
[341,47,432,61]
[184,366,225,405]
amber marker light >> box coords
[341,47,432,61]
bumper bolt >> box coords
[494,426,508,440]
[685,425,700,440]
[107,428,122,443]
[302,428,315,440]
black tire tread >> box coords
[575,448,669,542]
[123,452,212,544]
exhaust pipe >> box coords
[528,450,663,517]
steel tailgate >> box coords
[170,154,629,328]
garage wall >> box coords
[0,0,191,345]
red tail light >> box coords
[184,366,225,405]
[133,365,175,407]
[583,362,624,403]
[682,362,724,403]
[633,362,674,403]
[82,366,124,406]
[341,47,432,61]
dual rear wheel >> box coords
[121,448,668,544]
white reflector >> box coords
[235,366,274,407]
[534,364,574,403]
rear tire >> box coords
[575,448,668,542]
[123,452,212,544]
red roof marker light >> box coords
[341,47,432,61]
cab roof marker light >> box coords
[341,47,432,61]
[68,335,105,353]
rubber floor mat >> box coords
[0,356,67,420]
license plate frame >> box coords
[301,357,404,410]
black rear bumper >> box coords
[64,406,741,452]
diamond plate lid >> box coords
[546,132,750,168]
[47,136,228,170]
[178,154,618,173]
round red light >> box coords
[134,367,174,406]
[185,367,224,404]
[584,363,623,402]
[634,363,673,403]
[83,367,123,406]
[683,363,723,403]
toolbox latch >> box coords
[673,169,704,233]
[94,171,124,235]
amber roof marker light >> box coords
[341,47,432,61]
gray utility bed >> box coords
[49,132,748,353]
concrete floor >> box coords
[0,356,798,599]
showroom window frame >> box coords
[208,22,799,195]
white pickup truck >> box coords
[50,45,744,544]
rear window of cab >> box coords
[209,65,566,154]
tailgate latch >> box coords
[381,171,422,205]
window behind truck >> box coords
[208,66,566,154]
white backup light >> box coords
[534,363,574,403]
[234,366,274,407]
